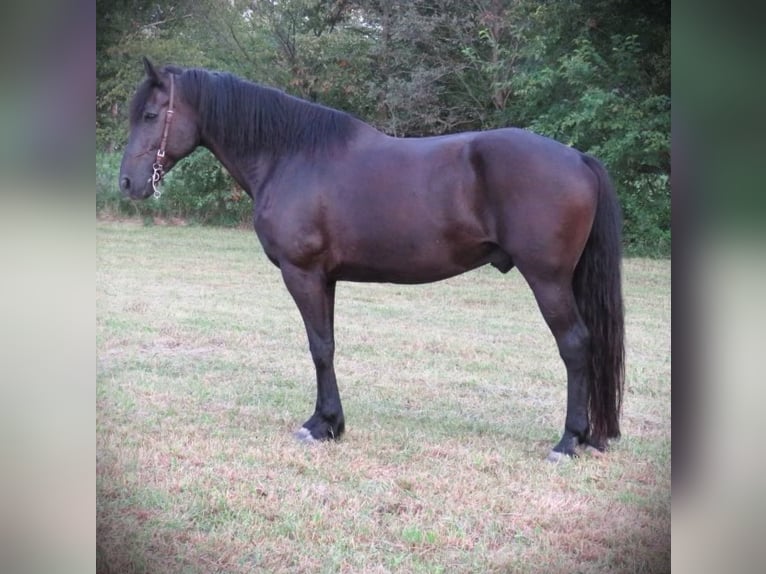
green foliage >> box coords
[97,0,670,256]
[96,152,124,214]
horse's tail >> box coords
[574,154,625,447]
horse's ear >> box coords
[142,56,161,85]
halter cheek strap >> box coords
[151,74,176,199]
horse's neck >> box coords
[201,138,263,198]
[200,115,376,198]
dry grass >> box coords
[97,221,670,574]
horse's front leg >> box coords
[280,263,345,441]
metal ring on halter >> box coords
[151,162,164,199]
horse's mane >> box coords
[131,66,358,156]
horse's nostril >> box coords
[120,176,131,192]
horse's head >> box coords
[119,58,199,199]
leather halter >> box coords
[151,74,176,198]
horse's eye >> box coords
[143,112,158,121]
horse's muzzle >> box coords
[118,175,153,200]
[119,176,131,194]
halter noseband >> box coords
[151,73,176,199]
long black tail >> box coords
[574,155,625,446]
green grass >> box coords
[97,220,671,574]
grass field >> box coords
[96,220,670,574]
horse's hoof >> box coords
[546,450,570,463]
[294,427,318,443]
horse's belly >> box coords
[331,235,494,284]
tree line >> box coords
[97,0,670,256]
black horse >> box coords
[119,59,624,460]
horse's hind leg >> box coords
[280,263,345,441]
[523,272,591,460]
